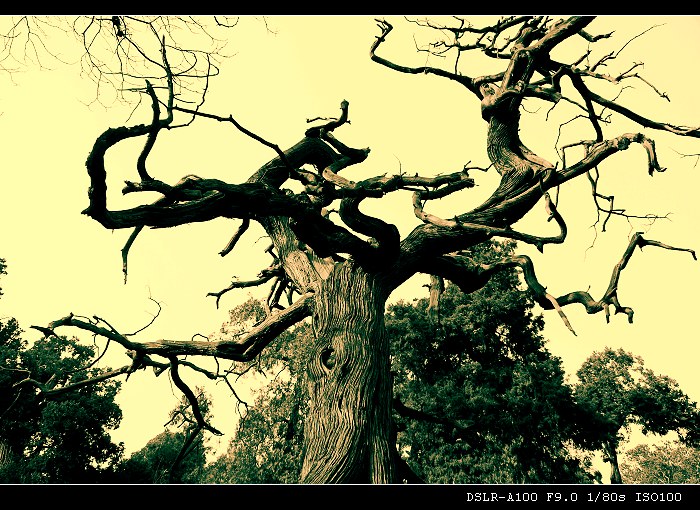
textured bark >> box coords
[0,440,9,468]
[300,261,394,483]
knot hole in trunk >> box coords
[320,346,336,370]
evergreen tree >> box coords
[203,303,310,484]
[203,375,305,484]
[388,241,597,483]
[0,330,124,483]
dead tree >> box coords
[30,16,697,483]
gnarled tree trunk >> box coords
[300,261,394,483]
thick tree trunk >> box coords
[603,441,623,484]
[299,261,395,483]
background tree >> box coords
[4,16,698,483]
[0,258,16,470]
[0,318,20,470]
[573,347,700,484]
[388,241,600,483]
[203,375,306,483]
[112,389,211,483]
[0,285,124,482]
[620,440,700,484]
[202,298,309,484]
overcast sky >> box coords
[1,15,699,462]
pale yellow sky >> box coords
[1,15,699,465]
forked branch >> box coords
[207,263,283,309]
[431,233,695,335]
[511,233,694,331]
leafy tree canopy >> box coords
[0,326,124,482]
[620,440,700,484]
[388,241,599,483]
[574,347,700,483]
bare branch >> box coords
[126,297,162,336]
[584,166,670,233]
[429,232,694,335]
[425,274,444,324]
[266,276,289,313]
[84,94,380,265]
[512,233,694,329]
[169,356,222,435]
[578,29,613,42]
[207,264,281,309]
[37,291,315,362]
[220,218,250,257]
[554,132,667,185]
[173,105,297,173]
[13,366,131,398]
[585,89,700,138]
[136,79,172,181]
[121,226,144,283]
[370,18,477,93]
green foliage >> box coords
[620,440,700,483]
[573,347,699,483]
[219,296,267,339]
[203,375,305,483]
[203,302,310,483]
[114,430,207,483]
[388,242,596,483]
[0,257,6,297]
[0,325,124,482]
[574,347,700,450]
